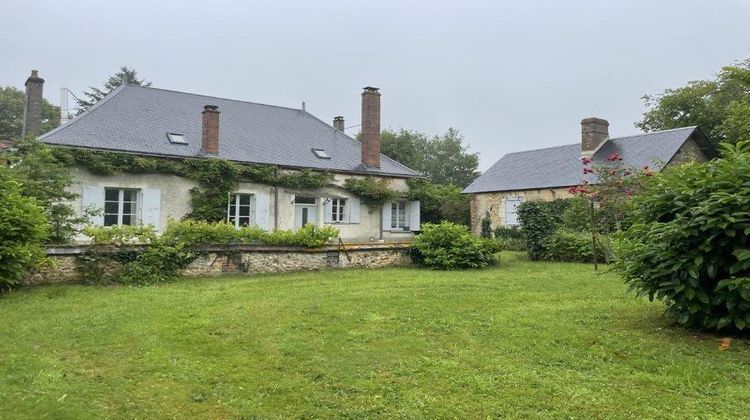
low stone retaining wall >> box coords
[29,241,413,285]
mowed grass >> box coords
[1,253,749,419]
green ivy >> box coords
[52,148,333,221]
[343,177,403,205]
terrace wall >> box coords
[28,242,413,285]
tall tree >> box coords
[377,127,479,188]
[77,66,152,113]
[0,86,59,139]
[637,59,750,144]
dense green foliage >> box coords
[516,199,570,260]
[406,179,469,225]
[54,148,332,222]
[2,256,749,418]
[493,226,526,251]
[378,127,479,188]
[542,229,605,263]
[343,177,402,205]
[0,86,59,139]
[7,138,87,243]
[480,214,492,239]
[76,66,152,113]
[78,221,339,285]
[638,58,750,144]
[616,140,750,331]
[412,222,497,269]
[0,167,49,289]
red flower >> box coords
[609,168,617,175]
[625,190,634,197]
[607,152,623,162]
[583,167,595,174]
[568,186,579,194]
[581,156,593,165]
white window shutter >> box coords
[255,192,271,231]
[141,188,161,231]
[324,198,333,223]
[348,198,361,224]
[381,201,392,231]
[408,200,421,231]
[82,186,104,226]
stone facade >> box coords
[29,242,413,285]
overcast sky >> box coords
[2,0,749,170]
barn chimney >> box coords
[22,70,45,137]
[581,117,609,155]
[361,87,381,168]
[201,105,220,155]
[333,116,345,132]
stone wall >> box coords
[29,242,413,285]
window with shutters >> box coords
[504,196,524,226]
[104,188,139,226]
[228,193,255,227]
[390,201,409,230]
[330,198,347,223]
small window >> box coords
[104,188,139,226]
[312,148,330,159]
[167,133,187,144]
[331,198,347,223]
[391,201,409,230]
[294,196,317,205]
[228,193,255,227]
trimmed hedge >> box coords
[413,222,498,269]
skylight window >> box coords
[167,133,187,144]
[312,148,330,159]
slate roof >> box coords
[463,127,711,194]
[40,84,419,177]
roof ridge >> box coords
[609,126,697,141]
[126,84,304,113]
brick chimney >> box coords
[361,86,381,168]
[22,70,45,137]
[201,105,220,155]
[333,116,345,132]
[581,117,609,155]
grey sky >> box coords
[2,0,749,170]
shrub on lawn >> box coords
[517,199,570,260]
[413,222,498,269]
[162,220,338,248]
[493,226,526,251]
[0,168,49,289]
[542,229,606,263]
[616,140,750,331]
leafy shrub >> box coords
[616,140,750,331]
[343,177,402,205]
[560,197,593,232]
[542,229,605,263]
[162,220,338,248]
[406,179,470,225]
[493,226,526,251]
[480,214,493,239]
[82,225,157,246]
[517,199,570,260]
[0,168,49,289]
[117,241,193,286]
[413,222,497,269]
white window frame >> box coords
[330,198,347,223]
[391,201,409,230]
[104,188,139,226]
[504,196,524,227]
[227,193,255,228]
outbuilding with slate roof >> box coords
[462,117,716,234]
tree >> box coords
[77,66,152,113]
[0,86,59,139]
[377,127,480,188]
[637,59,750,144]
[6,137,88,243]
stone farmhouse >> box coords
[20,71,422,241]
[463,118,716,234]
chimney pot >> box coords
[361,87,381,168]
[22,69,45,138]
[201,104,220,155]
[333,116,345,132]
[581,117,609,155]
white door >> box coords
[504,197,524,226]
[294,196,319,229]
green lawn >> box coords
[1,253,748,419]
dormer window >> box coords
[312,148,330,159]
[167,133,187,144]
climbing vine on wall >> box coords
[52,148,334,221]
[343,177,404,205]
